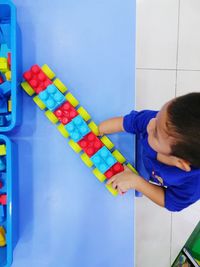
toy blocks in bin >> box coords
[0,135,18,267]
[0,0,21,132]
[0,1,20,267]
[21,63,138,196]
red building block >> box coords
[7,52,11,67]
[0,194,6,205]
[78,132,103,157]
[105,162,124,179]
[54,101,78,125]
[0,75,3,84]
[23,64,52,94]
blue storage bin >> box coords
[0,1,20,266]
[0,0,21,132]
[0,135,18,267]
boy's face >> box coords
[147,101,174,155]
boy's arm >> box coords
[135,175,165,207]
[107,166,165,207]
[99,110,158,135]
[98,117,124,135]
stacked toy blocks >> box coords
[0,143,7,247]
[21,64,138,196]
[0,39,12,127]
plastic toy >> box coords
[0,226,6,247]
[0,194,6,205]
[0,0,21,132]
[21,64,138,196]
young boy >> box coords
[99,92,200,212]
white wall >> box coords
[135,0,200,266]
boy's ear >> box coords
[175,158,191,172]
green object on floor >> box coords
[171,221,200,266]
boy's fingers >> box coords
[106,176,116,185]
[112,180,118,190]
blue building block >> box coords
[0,80,11,96]
[0,157,6,172]
[0,24,11,48]
[38,84,65,111]
[0,43,10,57]
[91,146,117,173]
[0,205,4,223]
[65,115,90,142]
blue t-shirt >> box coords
[123,110,200,212]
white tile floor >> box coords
[135,0,200,266]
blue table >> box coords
[11,1,136,266]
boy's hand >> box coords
[98,121,106,136]
[98,117,124,136]
[106,165,140,195]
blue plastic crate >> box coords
[0,0,21,132]
[0,135,18,267]
[0,1,20,267]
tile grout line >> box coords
[170,213,173,265]
[136,68,200,72]
[175,0,181,98]
[171,0,181,264]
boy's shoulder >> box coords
[155,161,200,186]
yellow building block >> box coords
[88,121,99,136]
[77,106,91,121]
[105,184,118,196]
[0,144,6,156]
[5,70,11,81]
[57,124,69,138]
[41,64,56,80]
[0,227,6,247]
[112,149,126,164]
[65,92,79,107]
[21,81,35,96]
[0,57,9,73]
[80,153,93,168]
[33,95,46,110]
[45,110,58,124]
[92,168,106,182]
[101,136,114,150]
[68,139,82,153]
[126,163,138,174]
[8,99,12,112]
[53,78,68,93]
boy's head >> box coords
[147,92,200,171]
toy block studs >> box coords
[91,146,117,173]
[104,162,124,179]
[38,84,65,111]
[54,101,78,125]
[65,115,90,142]
[23,64,52,94]
[78,132,103,157]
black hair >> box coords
[167,92,200,168]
